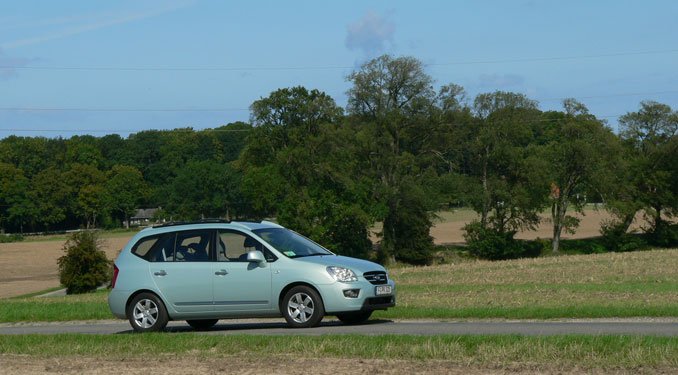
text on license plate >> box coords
[375,285,392,295]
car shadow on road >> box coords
[116,319,394,334]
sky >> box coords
[1,0,677,139]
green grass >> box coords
[0,334,675,370]
[1,250,676,322]
[1,289,110,322]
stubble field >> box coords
[0,208,641,299]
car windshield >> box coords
[252,228,333,258]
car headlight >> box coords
[326,266,358,282]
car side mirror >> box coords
[247,250,266,264]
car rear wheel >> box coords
[336,311,373,325]
[127,293,168,333]
[186,319,219,330]
[281,286,324,328]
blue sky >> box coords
[1,0,676,138]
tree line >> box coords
[1,55,676,263]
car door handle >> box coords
[215,270,228,276]
[153,270,167,276]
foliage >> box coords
[57,231,111,294]
[0,54,676,263]
[463,221,540,260]
[615,101,678,237]
[599,221,648,252]
[0,233,24,243]
[540,102,622,252]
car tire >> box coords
[336,311,373,325]
[186,319,219,330]
[281,286,324,328]
[127,292,169,333]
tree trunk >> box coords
[551,199,568,253]
[481,146,490,227]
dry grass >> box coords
[388,249,678,313]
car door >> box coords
[149,230,214,313]
[212,230,273,313]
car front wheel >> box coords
[127,293,169,333]
[281,286,324,328]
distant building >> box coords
[130,208,160,226]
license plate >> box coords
[375,285,392,296]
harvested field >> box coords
[0,235,131,299]
[0,208,658,299]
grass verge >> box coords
[0,334,676,371]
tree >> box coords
[106,165,149,228]
[469,91,542,231]
[165,160,241,220]
[616,101,677,240]
[240,87,372,257]
[29,168,70,230]
[347,55,439,264]
[0,163,35,233]
[542,101,621,252]
[64,164,108,229]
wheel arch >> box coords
[277,282,324,312]
[126,289,172,319]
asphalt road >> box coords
[1,319,677,336]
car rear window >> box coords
[132,233,176,262]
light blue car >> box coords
[108,220,395,332]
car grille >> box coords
[363,271,388,285]
[365,296,395,306]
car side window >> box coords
[174,230,212,262]
[132,233,175,262]
[217,230,276,262]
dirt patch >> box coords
[0,236,130,299]
[431,209,648,244]
[1,355,655,375]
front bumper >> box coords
[319,279,396,314]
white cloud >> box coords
[345,11,395,58]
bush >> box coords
[57,231,111,294]
[463,221,536,260]
[648,222,678,248]
[600,221,648,252]
[0,233,24,243]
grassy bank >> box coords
[0,334,676,371]
[1,250,676,322]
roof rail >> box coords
[152,218,231,228]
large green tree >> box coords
[615,101,677,241]
[106,165,149,228]
[346,55,440,264]
[241,86,372,257]
[467,91,544,233]
[541,100,621,253]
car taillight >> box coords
[111,264,119,288]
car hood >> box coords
[295,255,386,274]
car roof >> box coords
[143,220,283,233]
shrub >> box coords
[57,231,111,294]
[648,222,678,248]
[0,233,24,243]
[463,221,528,260]
[600,221,648,252]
